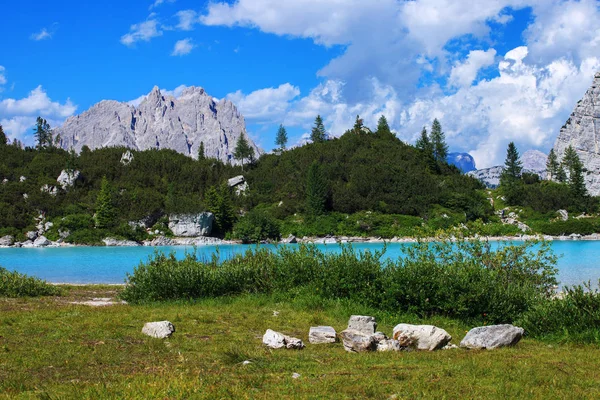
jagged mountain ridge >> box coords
[553,71,600,196]
[57,86,261,164]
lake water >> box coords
[0,241,599,287]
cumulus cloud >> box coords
[171,38,195,56]
[121,17,163,46]
[448,49,497,88]
[227,83,300,122]
[0,86,77,141]
[175,10,198,31]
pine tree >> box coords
[275,124,288,150]
[546,149,561,181]
[500,142,524,205]
[95,176,116,229]
[563,146,587,199]
[310,115,326,143]
[198,142,205,161]
[415,127,433,155]
[33,117,52,149]
[306,162,328,216]
[233,134,255,171]
[376,115,393,138]
[430,119,448,162]
[0,124,7,146]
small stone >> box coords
[142,321,175,339]
[309,326,337,344]
[372,331,387,342]
[242,360,252,365]
[460,324,524,350]
[26,231,38,241]
[377,339,403,352]
[292,373,301,379]
[442,344,459,350]
[273,311,280,317]
[557,209,569,221]
[347,315,377,335]
[340,329,377,353]
[262,329,304,350]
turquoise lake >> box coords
[0,241,599,286]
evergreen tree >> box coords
[198,142,205,161]
[500,142,524,205]
[376,115,393,138]
[546,149,561,181]
[353,115,364,132]
[204,185,236,235]
[563,146,587,199]
[310,115,326,143]
[0,124,6,146]
[430,119,448,162]
[33,117,52,149]
[275,124,288,151]
[305,162,328,216]
[415,127,433,155]
[233,134,255,171]
[95,176,116,229]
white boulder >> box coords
[347,315,377,335]
[57,170,81,190]
[262,329,305,349]
[460,324,524,350]
[142,321,175,339]
[392,324,452,351]
[308,326,337,344]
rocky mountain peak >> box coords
[56,86,261,164]
[552,71,600,195]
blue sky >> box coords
[1,0,599,167]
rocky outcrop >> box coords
[553,72,600,196]
[57,170,81,190]
[467,166,504,188]
[56,86,261,165]
[120,150,134,165]
[102,238,140,247]
[467,150,548,188]
[228,175,249,195]
[168,213,214,237]
[41,184,58,196]
[0,235,14,246]
[142,321,175,339]
[460,324,524,350]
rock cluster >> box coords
[553,71,600,196]
[56,86,261,165]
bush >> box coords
[65,228,106,245]
[518,282,600,343]
[232,210,281,243]
[529,219,598,236]
[121,237,558,325]
[0,267,62,297]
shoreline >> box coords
[2,233,600,249]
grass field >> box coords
[1,286,599,399]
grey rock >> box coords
[340,329,377,353]
[0,235,14,246]
[142,321,175,339]
[372,331,388,342]
[392,324,452,351]
[347,315,377,335]
[467,166,504,188]
[553,72,600,195]
[292,373,301,379]
[468,150,548,188]
[120,150,134,165]
[19,176,26,182]
[228,175,249,195]
[460,324,524,350]
[102,238,140,247]
[308,326,337,344]
[56,86,261,165]
[282,234,297,244]
[557,209,569,221]
[21,240,34,248]
[33,236,52,247]
[26,231,38,241]
[57,170,81,190]
[41,184,58,196]
[1,178,7,184]
[144,236,174,247]
[262,329,305,350]
[168,212,214,237]
[59,229,70,239]
[376,339,403,352]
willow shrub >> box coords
[121,238,558,324]
[0,267,62,297]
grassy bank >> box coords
[2,286,600,399]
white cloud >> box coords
[227,83,300,122]
[175,10,197,31]
[30,28,52,41]
[150,0,175,9]
[0,86,77,141]
[171,38,195,56]
[448,49,497,88]
[121,18,163,46]
[0,66,6,86]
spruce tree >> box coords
[233,134,254,171]
[95,176,116,229]
[376,115,393,138]
[353,115,364,132]
[430,119,448,162]
[275,124,288,150]
[33,117,52,149]
[310,115,326,143]
[0,124,7,146]
[198,142,205,161]
[204,185,236,235]
[500,142,524,205]
[546,149,560,181]
[305,162,328,216]
[563,146,587,199]
[415,127,433,155]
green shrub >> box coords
[0,267,62,297]
[518,282,600,343]
[530,219,597,236]
[232,210,281,243]
[65,228,106,245]
[121,238,558,325]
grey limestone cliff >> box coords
[553,72,600,195]
[56,86,260,164]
